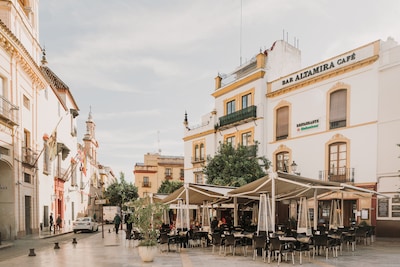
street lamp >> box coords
[290,161,300,175]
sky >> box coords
[38,0,400,183]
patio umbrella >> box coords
[297,197,312,236]
[257,193,273,235]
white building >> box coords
[183,38,400,237]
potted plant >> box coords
[128,197,168,262]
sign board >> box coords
[95,199,107,205]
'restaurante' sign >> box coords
[270,41,377,92]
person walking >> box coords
[125,213,132,239]
[56,214,62,230]
[114,213,122,234]
[49,213,54,232]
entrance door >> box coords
[25,196,32,234]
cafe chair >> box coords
[223,234,237,256]
[211,232,224,254]
[252,235,267,262]
[268,237,295,265]
[158,232,169,253]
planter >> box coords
[138,245,158,262]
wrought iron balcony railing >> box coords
[319,167,355,183]
[21,147,38,166]
[142,182,151,188]
[0,96,19,125]
[218,105,257,128]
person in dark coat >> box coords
[114,213,122,234]
[125,213,132,239]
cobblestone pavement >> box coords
[1,226,400,267]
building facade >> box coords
[134,153,184,198]
[183,38,400,237]
[0,1,114,240]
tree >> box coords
[157,180,183,194]
[103,172,139,208]
[203,141,270,187]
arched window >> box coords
[329,89,347,129]
[276,106,289,140]
[194,144,199,161]
[200,143,205,160]
[276,151,289,172]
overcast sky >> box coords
[39,1,400,183]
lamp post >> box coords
[290,161,300,175]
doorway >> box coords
[25,196,32,234]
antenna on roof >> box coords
[157,130,161,154]
[239,0,243,65]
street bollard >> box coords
[54,242,60,249]
[28,248,36,256]
[72,238,77,244]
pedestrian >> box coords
[211,217,218,233]
[56,214,62,230]
[49,213,54,232]
[114,213,121,234]
[125,213,132,239]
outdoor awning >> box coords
[161,183,236,205]
[227,171,386,201]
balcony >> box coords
[22,147,38,166]
[191,157,205,164]
[0,96,19,126]
[319,167,355,183]
[330,120,346,129]
[142,182,151,188]
[218,105,257,129]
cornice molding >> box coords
[0,20,47,89]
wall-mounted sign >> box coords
[296,119,319,132]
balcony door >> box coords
[329,142,347,182]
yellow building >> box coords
[134,153,184,198]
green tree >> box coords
[103,172,139,208]
[157,180,183,194]
[203,141,270,187]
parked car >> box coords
[73,217,99,233]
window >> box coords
[180,169,184,180]
[276,106,289,140]
[195,173,203,184]
[194,144,200,161]
[329,142,347,182]
[329,89,347,129]
[227,100,236,115]
[23,95,30,110]
[226,136,235,145]
[242,94,251,109]
[200,143,205,160]
[276,152,289,172]
[143,177,151,187]
[165,168,172,177]
[24,172,31,183]
[241,132,252,146]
